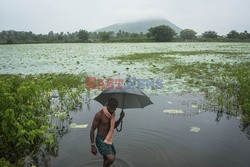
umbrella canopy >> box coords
[94,88,153,132]
[94,88,153,109]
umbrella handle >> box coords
[116,120,123,132]
[116,107,124,132]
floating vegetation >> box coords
[112,50,250,126]
[190,127,201,133]
[110,52,175,64]
[111,51,249,62]
[163,109,184,114]
[165,62,250,126]
[191,105,198,108]
[70,123,88,129]
[1,43,250,165]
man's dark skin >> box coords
[90,106,125,167]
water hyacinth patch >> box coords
[163,109,184,114]
[70,123,88,129]
[191,105,198,108]
[190,127,201,133]
[111,48,250,126]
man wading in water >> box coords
[90,98,125,167]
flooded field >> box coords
[0,42,250,166]
[49,93,250,167]
[0,43,249,93]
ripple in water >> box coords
[79,157,133,167]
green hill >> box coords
[95,19,182,34]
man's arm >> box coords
[90,112,101,155]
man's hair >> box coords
[106,98,118,109]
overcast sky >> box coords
[0,0,249,35]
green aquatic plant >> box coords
[69,123,88,129]
[111,51,249,62]
[190,127,201,133]
[232,64,250,126]
[163,109,184,114]
[0,73,87,166]
[110,52,166,63]
[113,51,250,126]
[216,93,224,112]
[165,61,250,126]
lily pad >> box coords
[75,124,88,128]
[190,127,200,133]
[163,109,184,114]
[191,105,198,108]
[70,123,77,128]
[70,123,88,129]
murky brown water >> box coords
[49,93,250,167]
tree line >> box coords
[0,26,250,44]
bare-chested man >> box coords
[90,98,125,167]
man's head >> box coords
[106,98,118,114]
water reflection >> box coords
[242,126,250,140]
[79,158,132,167]
[48,92,250,167]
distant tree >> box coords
[116,30,122,38]
[147,25,176,42]
[227,30,240,39]
[124,32,129,38]
[0,31,8,43]
[3,31,16,44]
[140,32,144,37]
[130,33,139,38]
[239,30,249,40]
[58,32,64,41]
[180,29,197,41]
[78,30,89,42]
[110,31,115,37]
[202,30,218,39]
[47,31,55,41]
[48,31,53,36]
[99,32,111,41]
[89,32,98,40]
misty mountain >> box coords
[95,19,182,34]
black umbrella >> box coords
[94,88,153,131]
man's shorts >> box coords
[95,134,116,157]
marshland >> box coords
[0,42,250,166]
